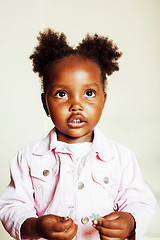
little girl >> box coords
[0,29,156,240]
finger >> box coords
[52,218,74,232]
[93,218,121,229]
[104,212,119,221]
[68,221,78,240]
[96,225,122,238]
[100,236,121,240]
[50,220,78,239]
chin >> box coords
[67,130,93,142]
[56,127,93,143]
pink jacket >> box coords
[0,128,156,240]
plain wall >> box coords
[0,0,160,239]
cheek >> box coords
[89,98,104,113]
[48,100,63,113]
[49,103,68,121]
[86,104,103,122]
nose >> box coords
[69,96,84,112]
[69,103,83,112]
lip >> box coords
[67,114,87,128]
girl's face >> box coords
[42,56,106,143]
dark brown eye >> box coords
[84,90,96,97]
[55,91,68,98]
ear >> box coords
[103,92,107,106]
[41,93,50,116]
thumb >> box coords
[104,212,119,221]
[53,218,74,232]
[93,212,119,227]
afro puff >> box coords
[30,28,122,92]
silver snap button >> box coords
[43,170,50,176]
[78,182,84,190]
[81,216,89,224]
[103,176,109,184]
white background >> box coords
[0,0,160,239]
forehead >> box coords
[49,55,102,82]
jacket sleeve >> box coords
[0,150,37,240]
[113,148,156,240]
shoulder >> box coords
[94,128,137,167]
[11,128,56,165]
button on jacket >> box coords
[0,128,156,240]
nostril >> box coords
[72,107,82,111]
[70,104,83,112]
[71,108,82,112]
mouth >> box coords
[67,114,87,128]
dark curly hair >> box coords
[30,28,122,92]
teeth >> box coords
[72,119,81,123]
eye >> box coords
[84,89,96,97]
[55,91,68,99]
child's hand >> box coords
[21,214,78,240]
[35,214,78,239]
[92,212,135,240]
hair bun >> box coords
[76,34,122,76]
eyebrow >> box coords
[51,83,99,89]
[51,84,67,89]
[83,83,99,88]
